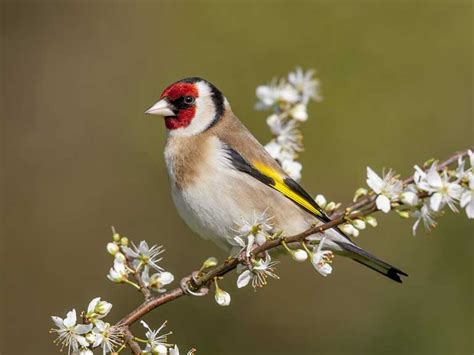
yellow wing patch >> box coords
[253,161,323,218]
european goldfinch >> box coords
[146,77,407,283]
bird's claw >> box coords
[180,271,209,297]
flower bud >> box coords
[112,232,120,242]
[352,219,366,230]
[314,194,327,208]
[79,349,93,355]
[400,191,419,206]
[353,188,368,202]
[106,242,119,256]
[325,201,336,213]
[120,237,129,246]
[158,271,174,286]
[114,252,126,263]
[396,210,410,219]
[340,223,359,237]
[365,216,378,227]
[95,300,112,318]
[215,287,231,306]
[293,249,308,262]
[202,256,218,269]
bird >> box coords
[145,77,408,283]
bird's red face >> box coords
[146,78,226,137]
[159,82,199,130]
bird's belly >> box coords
[170,169,314,252]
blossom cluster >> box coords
[212,209,338,306]
[256,68,322,181]
[51,229,195,354]
[50,298,192,354]
[364,151,473,235]
[106,228,174,294]
[50,298,121,355]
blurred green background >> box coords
[1,1,472,354]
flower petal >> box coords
[237,270,252,288]
[75,323,93,335]
[64,309,77,328]
[366,167,383,193]
[87,297,100,314]
[430,193,443,211]
[51,316,64,328]
[376,195,391,213]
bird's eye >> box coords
[184,96,195,105]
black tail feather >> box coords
[337,242,408,283]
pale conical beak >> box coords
[145,99,175,116]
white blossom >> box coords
[233,210,273,254]
[415,164,462,212]
[141,320,172,354]
[281,159,302,181]
[274,120,303,155]
[51,309,93,354]
[123,241,164,272]
[265,115,303,157]
[256,79,299,109]
[107,259,128,283]
[86,297,112,320]
[411,203,437,235]
[264,141,285,161]
[236,252,279,289]
[287,67,322,104]
[366,167,402,213]
[92,320,124,354]
[311,238,334,277]
[142,267,175,293]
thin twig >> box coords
[116,148,472,335]
[124,327,141,355]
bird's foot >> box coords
[180,271,209,297]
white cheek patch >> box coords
[168,82,218,137]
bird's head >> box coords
[145,77,227,136]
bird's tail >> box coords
[337,242,408,283]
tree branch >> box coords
[116,148,471,331]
